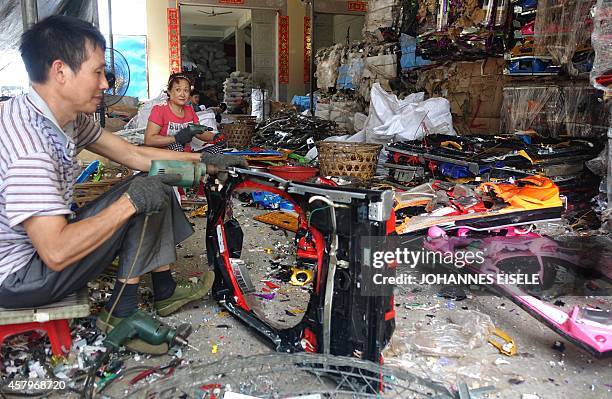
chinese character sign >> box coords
[347,1,368,12]
[279,16,289,85]
[304,16,311,83]
[167,8,181,74]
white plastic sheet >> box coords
[190,109,219,151]
[251,89,270,123]
[365,83,455,144]
[306,84,455,162]
[124,91,168,130]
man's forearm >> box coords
[128,145,201,171]
[47,195,136,270]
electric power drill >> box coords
[149,160,208,188]
[103,312,193,351]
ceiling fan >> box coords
[198,8,233,17]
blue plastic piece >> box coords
[518,0,538,11]
[439,163,491,178]
[252,192,295,211]
[76,160,100,184]
[336,64,355,89]
[291,95,315,112]
[400,34,431,71]
[517,135,532,145]
[506,57,561,75]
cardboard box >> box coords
[416,58,505,134]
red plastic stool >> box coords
[0,319,72,357]
[0,288,89,357]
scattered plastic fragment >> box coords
[254,293,276,300]
[488,328,517,356]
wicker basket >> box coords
[220,122,255,148]
[316,141,382,181]
[233,115,258,126]
[73,165,132,207]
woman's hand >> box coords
[195,131,216,142]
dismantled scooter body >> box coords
[424,228,612,358]
[205,168,396,363]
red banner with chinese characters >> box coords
[278,15,289,85]
[219,0,244,4]
[304,16,311,83]
[167,8,181,74]
[347,1,368,12]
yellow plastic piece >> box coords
[517,150,534,164]
[189,205,208,218]
[488,327,517,356]
[290,267,313,286]
[440,141,462,150]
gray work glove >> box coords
[200,153,248,183]
[125,174,181,214]
[174,126,199,146]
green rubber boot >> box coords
[154,271,215,317]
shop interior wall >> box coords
[146,0,172,97]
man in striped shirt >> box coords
[0,16,246,354]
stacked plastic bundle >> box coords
[223,71,252,109]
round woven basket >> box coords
[220,123,255,148]
[73,165,132,207]
[316,141,382,181]
[233,115,258,126]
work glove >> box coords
[200,153,248,183]
[211,132,225,144]
[174,126,200,146]
[125,174,181,214]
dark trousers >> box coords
[0,176,193,308]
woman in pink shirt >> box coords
[145,73,218,152]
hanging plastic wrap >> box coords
[315,44,346,91]
[563,86,609,136]
[501,86,562,135]
[590,0,612,91]
[501,85,609,137]
[533,0,597,76]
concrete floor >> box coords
[99,200,612,398]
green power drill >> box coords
[103,312,194,351]
[149,160,207,188]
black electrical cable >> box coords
[82,214,151,398]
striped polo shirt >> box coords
[0,89,102,286]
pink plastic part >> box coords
[521,20,535,35]
[456,228,470,237]
[427,225,447,238]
